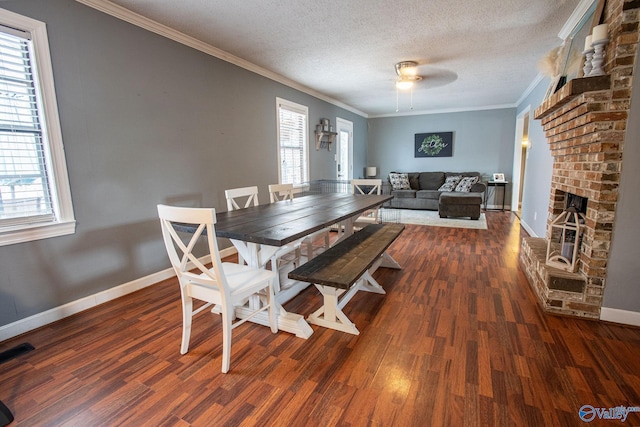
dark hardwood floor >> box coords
[1,212,640,426]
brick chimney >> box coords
[520,0,639,318]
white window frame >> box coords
[276,97,309,188]
[0,8,75,246]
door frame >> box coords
[511,106,530,212]
[335,117,353,181]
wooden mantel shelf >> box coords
[534,75,611,120]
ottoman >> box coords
[438,192,482,220]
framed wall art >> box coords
[414,132,453,157]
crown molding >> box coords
[369,103,516,119]
[558,0,597,40]
[74,0,368,118]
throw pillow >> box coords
[437,175,462,192]
[389,173,411,190]
[454,176,479,192]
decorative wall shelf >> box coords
[315,118,337,151]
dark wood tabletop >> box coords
[175,193,392,247]
[217,193,391,246]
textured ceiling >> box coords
[89,0,583,117]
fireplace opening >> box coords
[545,191,588,273]
[566,193,588,215]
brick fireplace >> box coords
[519,0,639,319]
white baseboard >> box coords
[519,219,538,237]
[0,248,235,342]
[600,307,640,327]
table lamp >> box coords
[366,166,377,178]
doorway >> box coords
[335,118,353,181]
[511,107,530,217]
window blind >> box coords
[0,29,54,226]
[278,102,308,186]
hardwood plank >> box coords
[2,212,640,426]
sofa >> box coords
[387,172,486,219]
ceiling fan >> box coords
[395,61,422,111]
[395,61,422,90]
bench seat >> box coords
[288,223,404,334]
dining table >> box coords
[176,192,393,338]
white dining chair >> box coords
[351,179,383,225]
[268,183,330,260]
[225,186,300,292]
[225,185,259,210]
[157,204,277,373]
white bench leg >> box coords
[379,252,402,269]
[308,285,360,335]
[355,271,386,296]
[308,271,387,335]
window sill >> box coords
[0,220,76,246]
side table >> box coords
[484,181,508,211]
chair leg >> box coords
[221,306,233,374]
[305,239,314,261]
[267,283,278,334]
[293,246,302,267]
[180,296,193,355]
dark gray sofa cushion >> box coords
[439,192,483,219]
[393,189,417,199]
[408,173,421,190]
[470,182,485,193]
[416,190,441,200]
[439,192,483,205]
[418,172,445,190]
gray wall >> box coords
[603,47,640,313]
[516,81,555,237]
[367,109,516,204]
[0,0,366,327]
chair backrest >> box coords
[157,204,229,302]
[351,179,382,195]
[225,186,259,211]
[268,183,294,203]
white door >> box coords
[336,118,353,181]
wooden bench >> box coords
[288,223,404,334]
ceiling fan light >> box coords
[395,61,419,77]
[396,78,414,90]
[402,67,417,77]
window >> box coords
[0,9,75,246]
[276,98,308,187]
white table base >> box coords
[227,216,396,339]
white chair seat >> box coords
[219,262,275,298]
